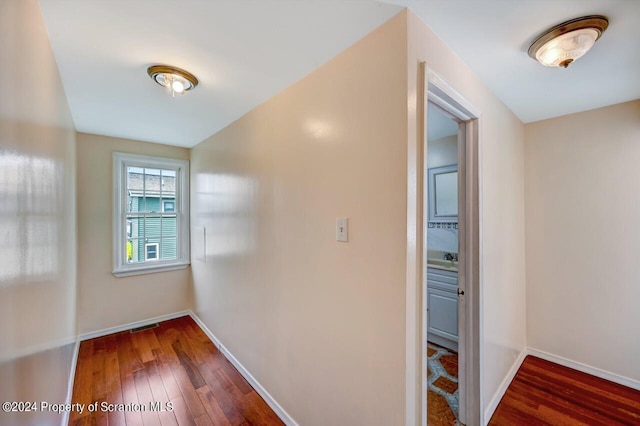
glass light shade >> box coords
[155,74,192,91]
[171,80,185,93]
[528,16,608,69]
[147,65,198,97]
[535,28,599,68]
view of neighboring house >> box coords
[125,167,177,262]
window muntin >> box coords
[113,153,189,277]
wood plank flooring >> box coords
[489,355,640,425]
[69,316,283,426]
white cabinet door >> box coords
[427,288,458,341]
[426,267,458,351]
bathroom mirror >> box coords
[428,164,458,222]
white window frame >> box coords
[113,152,190,277]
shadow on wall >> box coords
[194,172,258,259]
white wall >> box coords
[525,99,640,382]
[191,13,408,425]
[406,11,527,423]
[0,1,77,424]
[427,135,457,169]
[76,133,192,334]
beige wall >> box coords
[525,99,640,382]
[191,13,408,425]
[0,0,77,424]
[406,11,527,423]
[76,133,191,334]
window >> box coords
[113,152,189,277]
[145,243,159,260]
[163,200,175,212]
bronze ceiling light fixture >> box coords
[147,65,198,97]
[528,15,609,68]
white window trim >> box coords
[113,152,190,277]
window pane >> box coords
[144,197,160,213]
[127,166,144,212]
[144,168,161,211]
[145,215,161,238]
[127,216,145,241]
[161,170,176,202]
[161,237,177,261]
[127,238,143,263]
[161,215,177,236]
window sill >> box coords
[112,262,190,278]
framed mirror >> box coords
[428,164,458,222]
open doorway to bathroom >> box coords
[425,101,462,425]
[420,69,480,426]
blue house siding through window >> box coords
[126,169,178,263]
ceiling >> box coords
[39,1,640,148]
[386,0,640,123]
[38,0,402,147]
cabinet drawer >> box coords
[427,267,458,293]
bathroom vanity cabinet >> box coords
[427,267,458,352]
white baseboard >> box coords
[483,348,528,425]
[526,347,640,391]
[61,339,80,426]
[78,310,192,341]
[188,311,298,426]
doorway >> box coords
[425,101,462,424]
[420,67,481,426]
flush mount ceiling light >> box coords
[528,15,609,68]
[147,65,198,97]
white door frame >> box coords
[407,64,482,426]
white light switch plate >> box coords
[336,218,348,242]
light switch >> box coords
[336,218,348,242]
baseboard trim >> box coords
[526,347,640,391]
[61,338,80,426]
[483,348,527,425]
[188,311,298,426]
[78,310,192,341]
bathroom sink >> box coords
[427,258,458,271]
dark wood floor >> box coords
[489,355,640,425]
[69,316,283,426]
